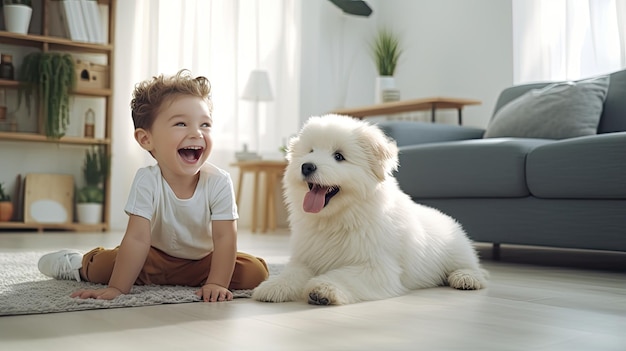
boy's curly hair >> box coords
[130,69,213,130]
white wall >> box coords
[299,0,513,128]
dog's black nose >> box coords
[301,163,317,177]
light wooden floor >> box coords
[0,229,624,351]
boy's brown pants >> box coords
[80,246,269,290]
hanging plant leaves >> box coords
[17,52,76,139]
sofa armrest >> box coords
[527,132,626,198]
[376,121,485,147]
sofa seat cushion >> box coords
[395,138,553,198]
[527,132,626,198]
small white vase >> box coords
[375,76,396,104]
[76,203,103,224]
[3,4,32,35]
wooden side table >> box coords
[231,160,287,233]
[331,97,481,125]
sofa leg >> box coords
[492,243,501,261]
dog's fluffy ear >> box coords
[285,135,299,162]
[360,124,399,181]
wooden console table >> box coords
[331,97,481,125]
[231,160,287,233]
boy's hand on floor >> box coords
[196,283,233,302]
[71,287,123,300]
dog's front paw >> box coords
[252,277,301,303]
[448,269,488,290]
[306,282,350,305]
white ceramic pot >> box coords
[375,76,396,104]
[3,4,32,35]
[76,203,102,224]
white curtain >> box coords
[109,0,299,229]
[123,0,296,169]
[513,0,626,83]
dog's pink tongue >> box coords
[303,185,327,213]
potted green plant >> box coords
[2,0,33,34]
[0,182,13,222]
[76,146,109,224]
[372,27,403,76]
[17,52,76,139]
[371,27,403,103]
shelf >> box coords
[0,131,110,145]
[0,0,116,233]
[0,221,107,233]
[74,87,113,97]
[0,79,19,88]
[0,31,113,54]
[0,79,111,97]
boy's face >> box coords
[135,95,213,178]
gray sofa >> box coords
[377,69,626,255]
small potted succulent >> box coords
[76,146,109,224]
[0,182,13,222]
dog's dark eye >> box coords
[334,152,345,161]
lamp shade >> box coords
[241,70,274,101]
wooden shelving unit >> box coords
[0,0,116,232]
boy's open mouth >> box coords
[178,146,203,162]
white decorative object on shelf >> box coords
[59,0,88,42]
[3,4,32,34]
[79,0,104,43]
[30,200,68,223]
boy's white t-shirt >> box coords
[124,162,238,260]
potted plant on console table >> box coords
[371,27,403,104]
[76,146,109,225]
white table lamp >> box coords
[242,70,274,155]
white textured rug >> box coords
[0,251,282,316]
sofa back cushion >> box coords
[598,69,626,133]
[490,69,626,135]
[484,75,609,139]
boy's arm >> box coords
[107,214,152,293]
[71,214,151,300]
[197,220,237,302]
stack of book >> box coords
[49,0,106,44]
[382,89,401,103]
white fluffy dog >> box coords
[252,114,488,305]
